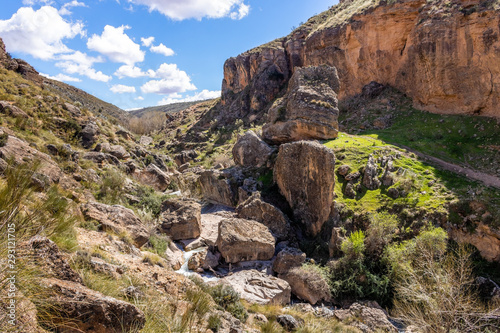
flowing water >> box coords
[175,246,219,282]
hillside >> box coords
[1,1,500,333]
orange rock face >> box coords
[222,0,500,118]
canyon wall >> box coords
[222,0,500,121]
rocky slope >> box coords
[221,0,500,124]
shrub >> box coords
[207,313,222,332]
[145,234,170,257]
[390,243,498,332]
[142,253,164,267]
[0,132,8,147]
[365,212,399,258]
[208,284,248,322]
[340,230,365,260]
[96,168,125,204]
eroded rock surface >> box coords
[217,218,275,263]
[263,65,340,144]
[232,130,275,168]
[274,141,336,237]
[160,199,202,240]
[221,270,291,305]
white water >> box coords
[175,246,219,282]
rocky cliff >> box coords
[222,0,500,121]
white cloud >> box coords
[87,25,144,65]
[59,1,87,15]
[150,43,174,57]
[128,0,250,20]
[56,51,112,82]
[230,3,249,20]
[0,6,84,60]
[115,65,150,78]
[22,0,54,5]
[135,96,144,101]
[40,72,81,82]
[141,36,154,47]
[158,89,221,105]
[110,84,136,93]
[141,63,196,94]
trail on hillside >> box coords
[398,144,500,190]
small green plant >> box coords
[142,253,164,267]
[207,313,222,332]
[0,132,8,147]
[145,234,170,257]
[341,230,365,260]
[96,168,125,204]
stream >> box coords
[174,245,219,282]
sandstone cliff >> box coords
[222,0,500,121]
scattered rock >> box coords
[220,269,291,305]
[0,101,29,118]
[217,218,275,263]
[0,135,62,184]
[174,150,198,166]
[232,130,275,168]
[277,314,302,331]
[387,187,399,199]
[63,102,81,117]
[334,302,397,333]
[345,171,361,181]
[274,141,336,237]
[236,193,289,241]
[362,155,381,190]
[81,202,149,247]
[80,121,100,148]
[279,266,331,305]
[134,164,171,191]
[329,227,345,257]
[41,278,146,333]
[116,129,133,140]
[160,199,202,240]
[83,151,120,165]
[140,136,153,146]
[344,181,357,199]
[272,247,306,274]
[338,164,351,176]
[46,144,59,156]
[263,65,340,144]
[20,236,83,283]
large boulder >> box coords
[221,270,291,305]
[272,247,306,274]
[20,236,83,283]
[0,101,29,118]
[159,199,202,240]
[80,121,99,148]
[41,278,145,333]
[101,143,130,160]
[232,130,275,168]
[362,155,381,190]
[134,164,170,191]
[262,65,339,144]
[199,169,238,207]
[83,152,120,165]
[274,141,336,237]
[0,134,62,184]
[165,242,184,270]
[188,248,220,271]
[216,218,275,263]
[236,193,289,241]
[174,150,198,166]
[279,266,331,305]
[334,302,398,333]
[81,202,149,247]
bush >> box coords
[96,168,125,204]
[207,313,222,332]
[365,212,399,258]
[145,234,170,257]
[341,230,365,260]
[390,243,498,332]
[207,284,248,322]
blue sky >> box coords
[0,0,336,110]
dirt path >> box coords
[398,144,500,190]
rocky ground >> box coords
[1,1,500,332]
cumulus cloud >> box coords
[0,6,84,60]
[40,72,81,82]
[56,51,111,82]
[87,25,144,65]
[110,84,136,93]
[150,43,174,57]
[128,0,250,20]
[22,0,53,5]
[59,1,87,15]
[140,63,196,94]
[141,36,154,47]
[135,96,144,101]
[158,89,221,105]
[114,65,150,78]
